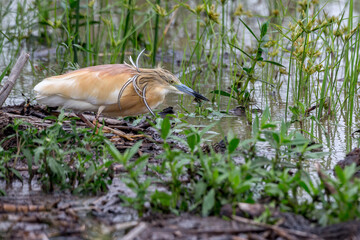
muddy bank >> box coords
[1,103,360,240]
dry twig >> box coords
[0,51,30,107]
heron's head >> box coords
[139,67,209,101]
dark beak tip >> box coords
[176,84,209,102]
[193,91,209,102]
[197,96,210,102]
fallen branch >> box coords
[122,222,147,240]
[0,200,58,213]
[0,51,30,107]
[232,215,321,240]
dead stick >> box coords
[122,222,147,240]
[232,215,321,240]
[0,51,30,107]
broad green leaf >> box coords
[228,138,240,154]
[85,163,95,182]
[187,132,200,152]
[10,168,23,182]
[252,115,259,136]
[334,165,345,182]
[151,190,172,207]
[194,181,207,201]
[202,189,215,216]
[272,132,280,144]
[161,117,171,140]
[106,140,122,160]
[260,21,269,38]
[261,106,270,127]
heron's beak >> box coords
[175,84,209,101]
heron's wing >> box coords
[34,64,137,107]
[103,85,166,116]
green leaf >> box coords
[260,21,269,39]
[73,44,95,53]
[239,18,259,41]
[0,61,11,84]
[229,43,254,60]
[252,115,260,136]
[228,138,240,154]
[202,189,215,216]
[200,122,217,137]
[161,117,171,140]
[272,132,280,144]
[261,106,270,127]
[10,168,23,182]
[343,164,356,181]
[299,181,311,194]
[106,140,122,160]
[194,181,207,201]
[261,123,277,129]
[335,165,346,182]
[151,190,172,207]
[48,158,65,181]
[85,163,95,182]
[186,132,200,152]
[124,141,142,165]
[210,90,236,98]
[22,148,33,175]
[262,60,285,68]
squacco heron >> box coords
[34,50,208,137]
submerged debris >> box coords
[335,148,360,177]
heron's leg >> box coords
[92,106,144,141]
[93,105,106,125]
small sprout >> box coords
[279,68,288,75]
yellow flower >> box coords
[207,4,220,24]
[195,4,205,14]
[234,4,244,16]
[279,68,288,75]
[155,4,167,17]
